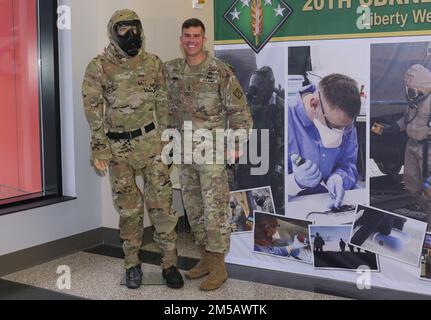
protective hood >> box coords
[106,9,146,60]
[405,64,431,96]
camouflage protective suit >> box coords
[398,64,431,227]
[165,53,253,253]
[82,10,178,270]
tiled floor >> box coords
[1,252,345,300]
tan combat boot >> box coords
[185,246,210,280]
[199,252,228,291]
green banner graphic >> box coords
[223,0,293,52]
[215,0,431,45]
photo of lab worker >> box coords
[370,42,431,230]
[349,205,428,267]
[228,186,275,234]
[287,74,362,208]
[253,211,312,264]
[287,43,368,210]
[310,226,379,271]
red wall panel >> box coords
[0,0,19,193]
[0,0,41,198]
[14,0,41,194]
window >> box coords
[0,0,65,214]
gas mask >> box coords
[406,87,429,110]
[247,84,267,117]
[254,196,265,207]
[112,20,143,57]
[247,67,275,117]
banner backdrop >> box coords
[216,0,431,296]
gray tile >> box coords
[2,252,346,300]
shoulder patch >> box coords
[233,88,244,100]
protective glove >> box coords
[291,235,308,250]
[286,235,308,256]
[291,154,322,188]
[327,174,345,209]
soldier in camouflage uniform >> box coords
[165,19,253,291]
[82,9,183,289]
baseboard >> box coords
[0,216,189,278]
[0,228,104,277]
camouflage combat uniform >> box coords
[165,52,253,253]
[82,10,178,270]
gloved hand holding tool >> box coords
[291,154,322,189]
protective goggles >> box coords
[114,20,142,37]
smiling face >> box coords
[180,26,206,60]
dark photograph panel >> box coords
[310,225,379,271]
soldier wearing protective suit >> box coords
[236,66,285,213]
[165,18,253,291]
[382,65,431,228]
[82,9,183,289]
[251,188,274,213]
[228,196,249,232]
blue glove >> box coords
[291,154,322,188]
[327,174,345,209]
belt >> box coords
[106,122,156,140]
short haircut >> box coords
[182,18,206,33]
[319,74,361,119]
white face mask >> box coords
[313,118,344,148]
[272,231,281,241]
